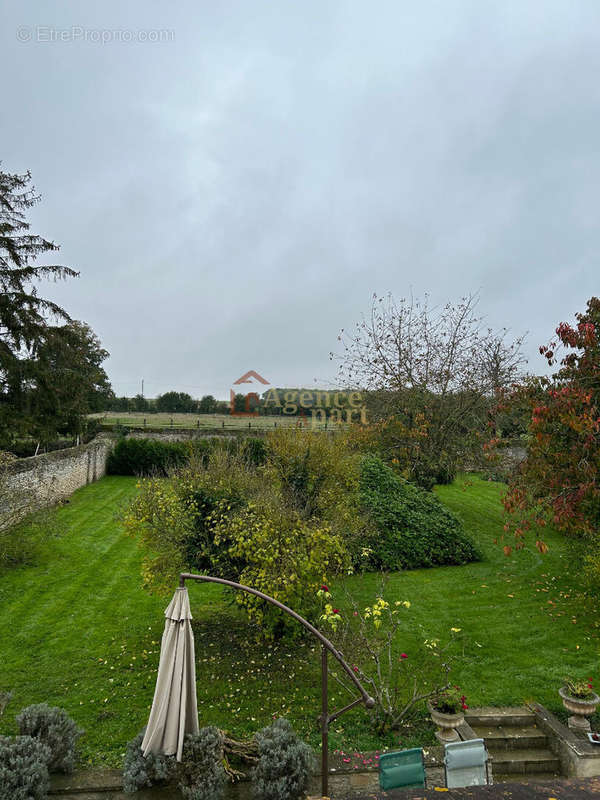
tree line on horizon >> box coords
[104,387,368,418]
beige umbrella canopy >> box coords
[142,586,199,761]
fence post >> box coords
[170,417,173,427]
[144,418,146,428]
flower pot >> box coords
[559,687,600,732]
[427,701,464,743]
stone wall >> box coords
[531,703,600,778]
[3,436,113,519]
[496,444,527,470]
[126,428,266,442]
[49,748,449,799]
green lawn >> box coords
[0,474,597,767]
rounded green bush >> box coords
[359,454,480,570]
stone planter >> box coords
[559,686,600,732]
[427,700,464,743]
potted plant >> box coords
[427,687,468,742]
[559,678,599,731]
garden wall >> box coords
[127,428,267,442]
[3,436,113,518]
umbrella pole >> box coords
[321,646,329,799]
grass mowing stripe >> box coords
[1,472,599,766]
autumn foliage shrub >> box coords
[123,444,348,635]
[213,502,348,634]
[124,430,474,636]
[493,297,600,570]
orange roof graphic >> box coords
[233,370,269,385]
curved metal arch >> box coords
[180,571,375,705]
[179,572,375,796]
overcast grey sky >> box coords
[1,1,598,398]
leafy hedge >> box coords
[359,455,480,570]
[107,438,195,476]
[107,436,266,476]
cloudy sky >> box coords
[1,1,598,398]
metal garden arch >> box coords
[179,572,376,798]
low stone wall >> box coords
[49,749,448,799]
[495,444,527,471]
[531,703,600,778]
[126,428,266,442]
[3,436,113,519]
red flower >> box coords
[462,703,469,710]
[400,653,408,659]
[321,584,329,592]
[332,608,340,614]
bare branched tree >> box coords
[334,292,525,396]
[333,293,526,486]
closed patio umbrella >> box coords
[141,586,199,761]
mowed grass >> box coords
[89,411,345,431]
[344,476,599,710]
[0,474,598,767]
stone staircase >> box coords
[466,706,562,782]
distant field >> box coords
[90,411,345,430]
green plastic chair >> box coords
[444,738,490,788]
[379,747,426,790]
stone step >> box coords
[490,748,561,775]
[471,723,548,750]
[466,706,536,728]
[494,772,562,784]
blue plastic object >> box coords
[444,738,489,788]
